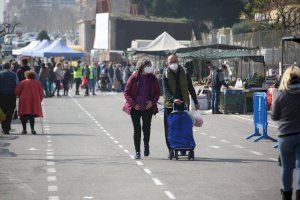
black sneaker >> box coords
[31,130,37,135]
[168,150,174,159]
[21,130,27,134]
[144,145,150,157]
[135,152,141,160]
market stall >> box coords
[12,40,40,56]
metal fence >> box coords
[201,27,300,78]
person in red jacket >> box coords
[123,59,160,159]
[16,70,44,134]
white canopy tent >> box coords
[12,41,40,56]
[133,32,186,53]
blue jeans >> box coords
[279,133,300,191]
[40,80,50,97]
[211,89,221,113]
[89,80,95,94]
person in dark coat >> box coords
[271,66,300,200]
[123,59,160,159]
[62,63,72,96]
[0,62,19,134]
[17,59,30,82]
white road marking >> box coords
[124,150,129,154]
[47,168,56,173]
[165,191,176,199]
[46,149,54,152]
[97,124,101,127]
[136,161,143,166]
[209,136,217,139]
[114,141,119,144]
[152,178,163,186]
[47,144,52,147]
[199,132,207,135]
[47,176,57,182]
[46,136,52,138]
[106,133,110,136]
[110,137,114,140]
[27,147,39,151]
[47,156,55,160]
[209,146,220,149]
[47,152,54,155]
[103,130,107,132]
[269,158,278,162]
[47,140,53,143]
[144,168,152,174]
[130,155,135,159]
[249,150,264,156]
[232,115,278,128]
[118,145,124,148]
[83,196,94,199]
[48,185,58,192]
[47,161,55,166]
[220,139,230,143]
[233,145,245,149]
[48,196,59,200]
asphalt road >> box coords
[0,90,287,200]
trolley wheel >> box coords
[188,151,195,161]
[169,150,173,160]
[191,150,195,161]
[175,150,179,160]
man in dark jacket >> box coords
[0,62,19,134]
[211,64,230,114]
[83,64,90,96]
[17,59,30,82]
[162,54,200,158]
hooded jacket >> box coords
[271,83,300,137]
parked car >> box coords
[12,38,26,48]
[1,44,13,56]
[4,34,16,44]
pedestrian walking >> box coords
[52,63,64,97]
[89,62,97,95]
[83,64,90,96]
[0,62,19,134]
[62,63,72,96]
[210,63,230,114]
[271,66,300,200]
[123,59,160,159]
[113,64,123,92]
[15,70,44,135]
[74,60,83,95]
[123,63,132,86]
[162,54,200,158]
[108,63,114,91]
[17,59,30,82]
[39,63,50,97]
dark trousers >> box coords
[85,84,89,95]
[130,109,153,153]
[20,115,35,131]
[63,81,69,96]
[0,95,16,133]
[75,78,81,94]
[211,88,221,113]
[52,80,61,96]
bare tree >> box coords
[0,23,19,39]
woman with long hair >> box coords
[272,66,300,200]
[16,70,44,134]
[123,59,160,159]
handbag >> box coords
[81,77,88,88]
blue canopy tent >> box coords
[34,40,85,58]
[22,40,52,57]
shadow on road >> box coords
[0,135,18,157]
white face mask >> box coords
[169,63,178,71]
[143,66,153,74]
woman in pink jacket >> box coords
[16,70,44,134]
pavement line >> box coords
[130,155,135,159]
[199,132,207,135]
[233,145,245,149]
[209,145,220,149]
[47,152,54,155]
[97,124,101,126]
[106,133,110,136]
[220,139,230,143]
[47,176,57,182]
[47,144,52,147]
[48,196,59,200]
[249,150,264,156]
[103,130,107,132]
[48,185,58,192]
[136,161,144,166]
[165,191,176,199]
[47,156,55,160]
[46,149,54,152]
[47,168,56,173]
[47,140,53,143]
[269,158,278,161]
[124,150,129,154]
[144,168,152,174]
[47,161,55,166]
[232,115,278,128]
[152,178,163,186]
[46,136,52,138]
[209,136,217,139]
[118,145,124,148]
[110,137,114,140]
